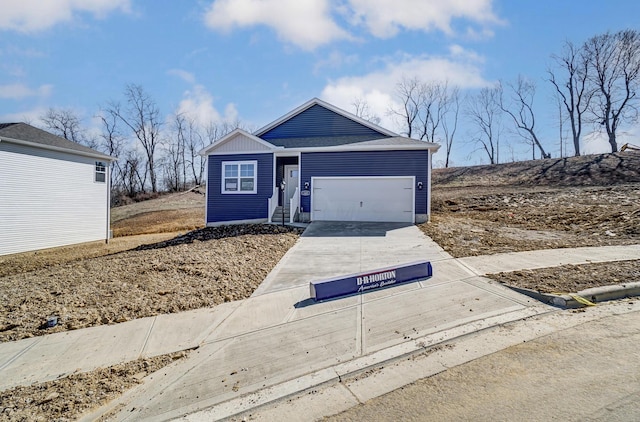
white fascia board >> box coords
[0,136,116,161]
[253,97,399,138]
[199,128,279,156]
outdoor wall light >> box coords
[417,181,423,190]
[304,181,310,190]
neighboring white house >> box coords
[0,123,115,256]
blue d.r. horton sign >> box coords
[310,261,433,302]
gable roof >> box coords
[0,122,114,161]
[254,98,398,148]
[199,128,280,155]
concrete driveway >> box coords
[252,221,453,296]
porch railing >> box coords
[289,187,299,223]
[267,186,278,223]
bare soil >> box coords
[0,351,188,422]
[420,152,640,258]
[110,190,206,237]
[419,151,640,302]
[0,225,302,342]
[490,260,640,294]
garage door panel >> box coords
[312,177,414,223]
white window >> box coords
[222,161,257,194]
[95,161,106,183]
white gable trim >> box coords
[253,98,398,138]
[199,129,279,156]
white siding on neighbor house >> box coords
[214,134,273,153]
[0,141,109,256]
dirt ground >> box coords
[0,225,302,342]
[110,190,206,237]
[420,152,640,298]
[0,351,188,422]
[489,260,640,294]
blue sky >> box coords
[1,0,638,166]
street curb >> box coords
[505,282,640,309]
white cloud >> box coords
[321,51,491,131]
[168,69,196,85]
[346,0,501,38]
[176,84,238,127]
[203,0,501,50]
[0,83,52,100]
[204,0,352,50]
[0,106,48,124]
[0,0,131,32]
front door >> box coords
[284,165,299,206]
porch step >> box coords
[271,206,290,223]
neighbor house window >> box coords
[95,162,106,183]
[222,161,257,194]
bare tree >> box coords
[585,29,640,152]
[184,118,205,186]
[107,85,163,192]
[415,82,449,142]
[205,120,244,144]
[389,77,423,138]
[498,76,550,159]
[96,109,125,190]
[440,86,460,168]
[351,97,381,125]
[123,150,146,198]
[41,108,98,148]
[466,86,502,164]
[548,41,593,156]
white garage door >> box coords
[312,177,414,223]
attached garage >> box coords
[311,176,415,223]
[201,98,440,226]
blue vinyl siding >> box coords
[207,153,273,223]
[299,150,429,215]
[260,104,387,140]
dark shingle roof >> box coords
[0,122,113,160]
[266,134,388,148]
[347,136,439,148]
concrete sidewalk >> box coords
[0,222,638,421]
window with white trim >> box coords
[95,161,106,183]
[222,161,257,194]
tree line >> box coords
[355,29,640,166]
[41,84,245,203]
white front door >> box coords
[311,177,414,223]
[284,165,299,206]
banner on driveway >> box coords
[310,260,432,302]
